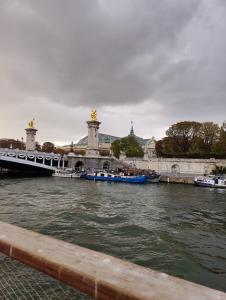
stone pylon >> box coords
[86,110,101,156]
[25,119,37,151]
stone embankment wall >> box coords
[121,157,226,175]
[160,175,195,184]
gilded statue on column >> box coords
[90,109,97,121]
[28,118,35,129]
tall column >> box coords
[25,119,37,151]
[86,110,101,157]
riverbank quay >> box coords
[0,171,201,185]
[160,174,195,184]
[122,157,226,176]
[0,221,226,300]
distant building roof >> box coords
[77,133,120,146]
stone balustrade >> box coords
[0,148,63,168]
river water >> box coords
[0,177,226,296]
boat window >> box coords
[100,173,105,176]
[108,175,112,177]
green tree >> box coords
[111,136,144,158]
[55,147,67,155]
[166,121,202,154]
[155,139,163,157]
[35,142,41,151]
[42,142,55,153]
[156,121,223,158]
[111,140,121,158]
[212,166,226,174]
[213,126,226,156]
[198,122,220,153]
[0,139,24,150]
[155,137,179,157]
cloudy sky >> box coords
[1,0,226,145]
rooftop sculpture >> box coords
[90,109,97,122]
[28,118,35,129]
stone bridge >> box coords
[0,148,62,176]
[67,152,124,171]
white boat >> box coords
[145,172,161,183]
[52,168,81,178]
[194,175,226,188]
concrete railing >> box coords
[0,221,226,300]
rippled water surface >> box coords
[0,177,226,294]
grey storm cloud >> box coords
[0,0,201,105]
[0,0,226,142]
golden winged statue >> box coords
[90,109,97,121]
[28,118,35,129]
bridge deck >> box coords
[0,155,56,170]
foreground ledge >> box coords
[0,221,225,300]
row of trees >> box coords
[0,139,66,154]
[35,142,66,154]
[156,121,226,158]
[0,139,24,150]
[111,121,226,159]
[0,139,112,156]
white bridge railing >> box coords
[0,148,64,169]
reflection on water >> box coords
[0,177,226,292]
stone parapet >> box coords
[0,221,225,300]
